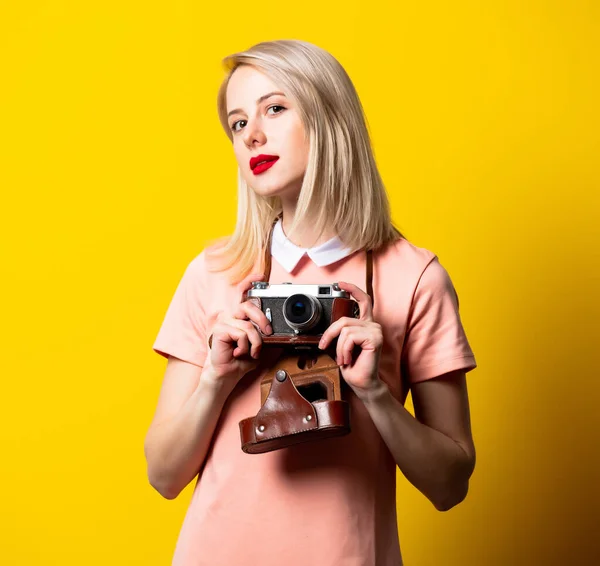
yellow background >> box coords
[1,1,599,564]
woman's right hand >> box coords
[205,300,273,388]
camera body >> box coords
[246,281,359,345]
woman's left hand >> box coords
[318,281,385,401]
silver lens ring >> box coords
[282,294,323,332]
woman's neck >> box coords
[280,200,338,249]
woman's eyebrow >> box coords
[227,91,286,118]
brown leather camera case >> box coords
[239,351,351,454]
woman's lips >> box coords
[252,157,279,175]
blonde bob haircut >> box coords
[208,39,403,285]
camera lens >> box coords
[283,294,322,332]
[291,300,306,317]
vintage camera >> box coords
[239,282,360,453]
[245,281,360,346]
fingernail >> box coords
[266,324,273,335]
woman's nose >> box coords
[243,119,267,147]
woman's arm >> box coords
[144,357,236,500]
[145,301,272,499]
[319,280,476,511]
[359,369,475,511]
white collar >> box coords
[270,218,354,273]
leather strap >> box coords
[261,215,279,289]
[366,249,373,309]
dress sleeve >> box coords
[401,256,477,383]
[152,252,209,367]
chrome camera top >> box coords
[248,281,350,298]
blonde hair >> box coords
[207,39,403,285]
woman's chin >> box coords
[249,182,300,201]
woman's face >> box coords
[225,65,309,202]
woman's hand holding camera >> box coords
[318,281,386,402]
[204,301,273,389]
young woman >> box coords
[145,39,477,566]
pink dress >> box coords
[153,237,477,566]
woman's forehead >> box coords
[226,66,285,110]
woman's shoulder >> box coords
[376,236,438,275]
[374,237,459,303]
[195,235,263,291]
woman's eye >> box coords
[231,120,246,133]
[267,105,285,115]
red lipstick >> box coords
[250,154,279,175]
